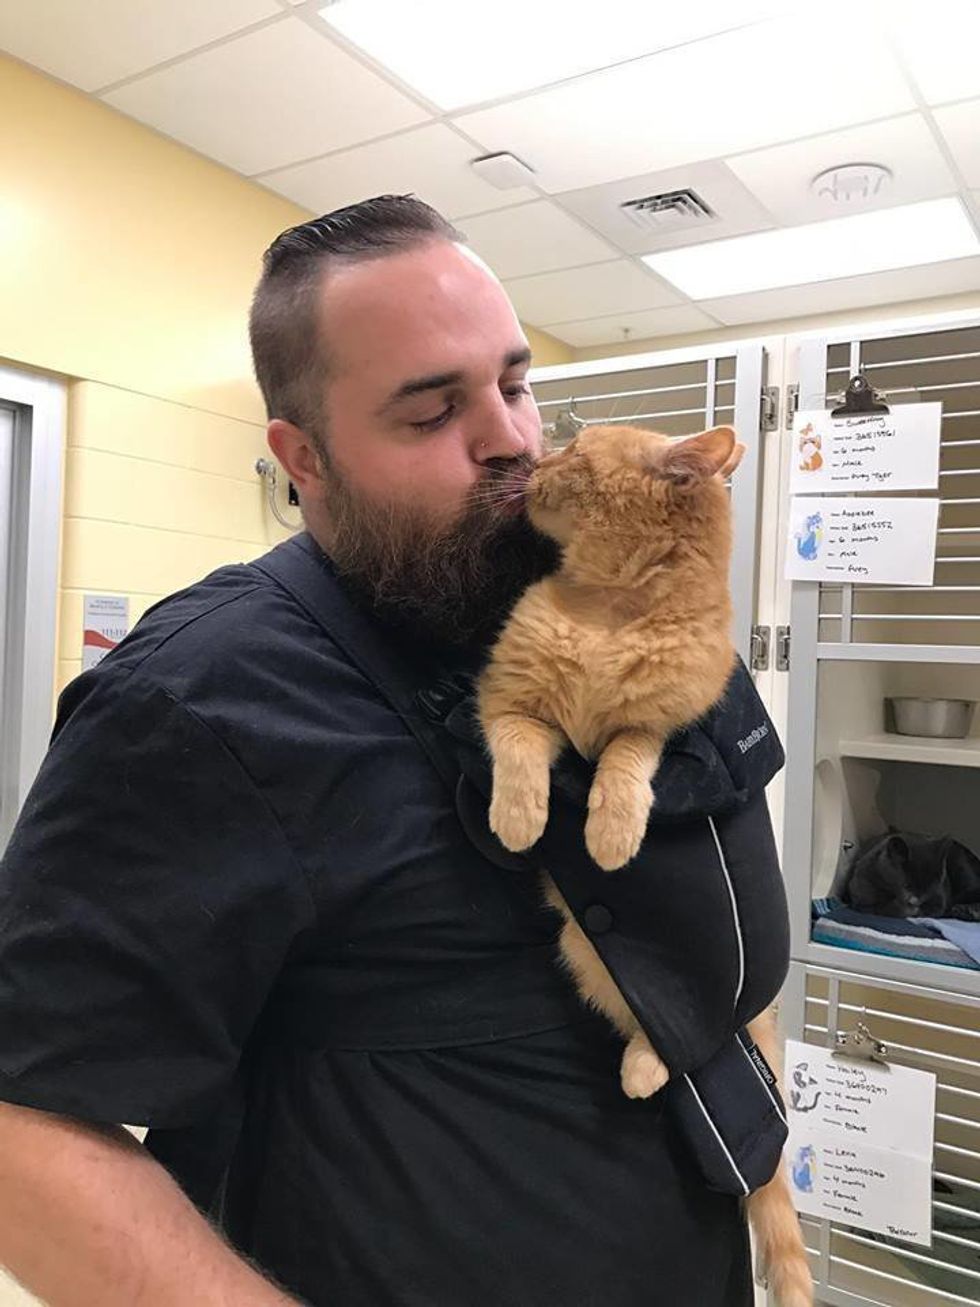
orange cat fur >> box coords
[477,423,812,1307]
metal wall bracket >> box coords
[761,385,779,431]
[776,625,791,671]
[750,624,771,671]
[785,384,800,429]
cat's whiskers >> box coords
[468,491,530,517]
[469,479,531,507]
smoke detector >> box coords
[810,162,893,207]
[619,188,716,233]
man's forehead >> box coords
[320,243,526,383]
[321,241,500,319]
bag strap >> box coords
[250,533,463,798]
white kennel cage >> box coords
[781,317,980,1306]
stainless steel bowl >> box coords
[885,697,976,739]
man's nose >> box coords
[471,393,530,464]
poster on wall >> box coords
[790,403,942,495]
[81,595,129,671]
[785,496,939,586]
[784,1040,935,1247]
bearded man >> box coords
[0,197,753,1307]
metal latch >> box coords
[761,386,779,431]
[786,384,800,429]
[775,625,790,672]
[750,625,771,671]
[834,1019,889,1067]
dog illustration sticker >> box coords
[797,423,823,473]
[794,510,823,562]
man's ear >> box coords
[267,418,326,491]
[661,425,738,490]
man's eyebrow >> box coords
[505,346,533,370]
[378,370,464,415]
[377,347,533,416]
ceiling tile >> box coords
[0,0,279,92]
[933,100,980,190]
[700,256,980,326]
[259,123,535,219]
[317,0,775,112]
[102,20,429,176]
[458,202,617,280]
[556,160,774,256]
[727,114,958,225]
[454,15,913,194]
[886,0,980,105]
[542,305,720,349]
[504,261,681,324]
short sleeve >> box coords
[0,669,315,1127]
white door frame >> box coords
[0,364,66,852]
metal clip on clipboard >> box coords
[831,373,891,417]
[833,1019,890,1067]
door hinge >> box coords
[775,625,791,671]
[761,385,779,431]
[750,624,771,672]
[786,384,800,430]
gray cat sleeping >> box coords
[845,828,980,921]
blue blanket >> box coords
[812,899,980,971]
[918,916,980,965]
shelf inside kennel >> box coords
[839,734,980,768]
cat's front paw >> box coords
[585,779,653,871]
[620,1044,669,1099]
[489,782,548,852]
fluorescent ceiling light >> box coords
[317,0,778,111]
[642,198,980,299]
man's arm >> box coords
[0,1102,301,1307]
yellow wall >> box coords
[0,54,310,422]
[0,54,312,698]
[523,323,574,366]
[56,383,299,694]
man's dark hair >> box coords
[249,194,463,444]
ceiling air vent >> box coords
[619,188,716,233]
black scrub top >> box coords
[0,557,751,1306]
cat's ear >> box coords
[718,440,746,480]
[886,832,910,864]
[661,426,738,490]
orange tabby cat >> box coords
[477,423,812,1307]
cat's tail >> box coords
[745,1006,814,1307]
[746,1171,813,1307]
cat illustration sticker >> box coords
[794,510,823,562]
[791,1144,817,1194]
[797,423,823,473]
[789,1062,821,1113]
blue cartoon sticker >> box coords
[792,1144,817,1194]
[795,510,823,562]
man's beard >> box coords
[318,453,560,650]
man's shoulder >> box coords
[62,552,375,724]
